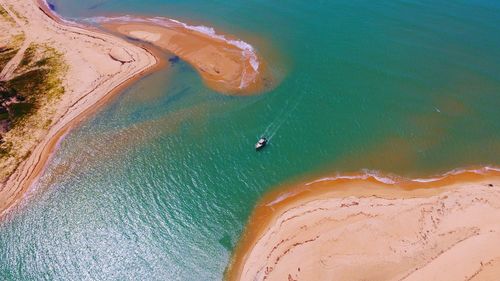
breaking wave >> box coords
[265,166,500,207]
[85,15,260,89]
[40,0,83,27]
[306,166,500,186]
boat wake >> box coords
[262,87,307,141]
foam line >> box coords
[305,166,500,187]
[85,15,260,89]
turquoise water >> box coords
[1,1,500,280]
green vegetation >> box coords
[0,43,67,161]
[0,34,25,70]
[0,140,12,157]
[10,102,34,121]
[9,69,48,99]
[11,33,25,45]
[40,45,67,100]
[19,44,36,67]
[0,48,18,71]
[0,111,8,121]
[0,5,8,18]
[8,5,27,24]
[1,44,66,124]
[0,5,14,24]
[0,6,66,183]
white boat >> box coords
[255,137,267,150]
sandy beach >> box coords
[0,0,271,217]
[100,19,270,94]
[227,168,500,281]
[0,0,159,216]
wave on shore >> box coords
[307,166,500,186]
[0,0,158,217]
[264,166,500,206]
[39,0,82,27]
[85,15,266,94]
[39,0,268,94]
[227,166,500,281]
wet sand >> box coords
[227,168,500,281]
[100,19,270,94]
[0,0,270,217]
[0,0,163,217]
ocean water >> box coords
[1,0,500,280]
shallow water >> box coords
[1,1,500,280]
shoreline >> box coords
[227,167,500,280]
[98,17,272,95]
[0,0,164,217]
[1,0,272,218]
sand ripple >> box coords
[228,170,500,281]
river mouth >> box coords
[1,0,499,280]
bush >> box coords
[10,102,34,121]
[0,111,9,121]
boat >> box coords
[255,137,267,150]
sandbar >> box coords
[100,18,269,94]
[227,168,500,281]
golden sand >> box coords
[0,0,271,217]
[227,168,500,281]
[101,20,270,94]
[0,0,161,216]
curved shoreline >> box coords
[1,0,272,217]
[227,167,500,280]
[0,0,163,217]
[99,17,271,94]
